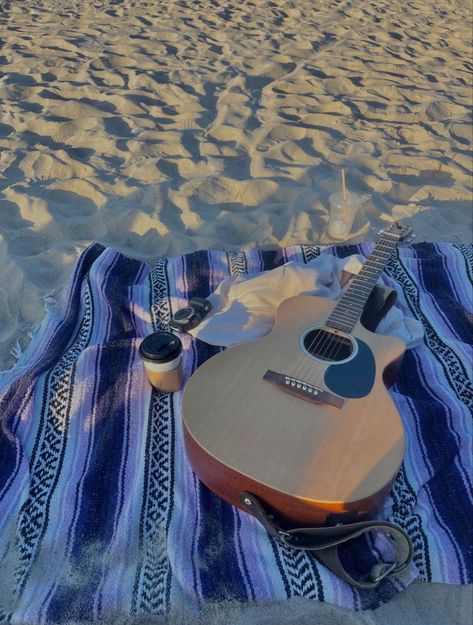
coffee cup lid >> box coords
[139,332,182,363]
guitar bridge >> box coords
[263,370,344,409]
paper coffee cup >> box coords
[139,332,183,392]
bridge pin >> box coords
[302,386,307,390]
[291,382,296,387]
[296,384,301,388]
[308,388,313,393]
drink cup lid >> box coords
[139,332,182,363]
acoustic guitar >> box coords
[182,223,412,526]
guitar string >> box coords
[291,234,399,389]
[291,231,401,385]
[292,236,391,382]
[308,241,393,385]
[287,235,393,383]
[305,236,398,387]
[303,236,399,389]
[291,281,368,384]
[301,243,395,392]
[290,237,393,384]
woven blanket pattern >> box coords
[0,242,471,623]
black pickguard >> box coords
[324,339,375,398]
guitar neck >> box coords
[327,232,400,333]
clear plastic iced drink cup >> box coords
[328,192,365,240]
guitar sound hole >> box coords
[302,328,355,363]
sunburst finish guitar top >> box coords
[182,223,412,525]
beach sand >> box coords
[0,0,472,371]
[0,0,472,622]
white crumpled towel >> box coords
[189,253,424,349]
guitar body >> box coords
[182,295,406,526]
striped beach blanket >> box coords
[0,242,472,623]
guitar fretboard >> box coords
[326,232,400,333]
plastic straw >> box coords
[341,168,348,228]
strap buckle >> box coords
[369,561,398,584]
[277,529,292,539]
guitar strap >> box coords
[240,492,413,590]
[360,283,398,333]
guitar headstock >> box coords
[381,221,414,243]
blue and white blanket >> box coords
[0,242,471,623]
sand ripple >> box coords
[0,0,472,368]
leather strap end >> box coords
[240,492,413,590]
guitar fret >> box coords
[350,280,375,287]
[370,252,393,259]
[370,253,392,260]
[339,299,364,308]
[329,306,362,322]
[344,290,368,298]
[367,261,390,268]
[350,285,376,293]
[326,321,352,332]
[331,305,360,314]
[333,311,362,320]
[327,314,351,322]
[355,274,377,282]
[360,268,381,275]
[336,303,362,313]
[343,292,366,299]
[347,286,373,295]
[330,312,359,323]
[335,309,362,317]
[348,281,372,288]
[334,311,362,320]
